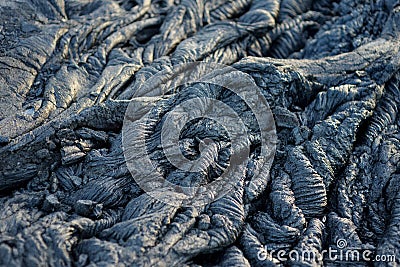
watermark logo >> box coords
[336,238,347,249]
[257,238,396,263]
[122,62,276,207]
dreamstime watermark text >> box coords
[257,239,396,263]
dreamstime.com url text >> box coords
[257,239,396,263]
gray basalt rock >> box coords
[1,0,400,266]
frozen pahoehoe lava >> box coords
[0,0,399,266]
[122,62,276,207]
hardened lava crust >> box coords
[0,0,400,266]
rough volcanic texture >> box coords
[1,0,400,266]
